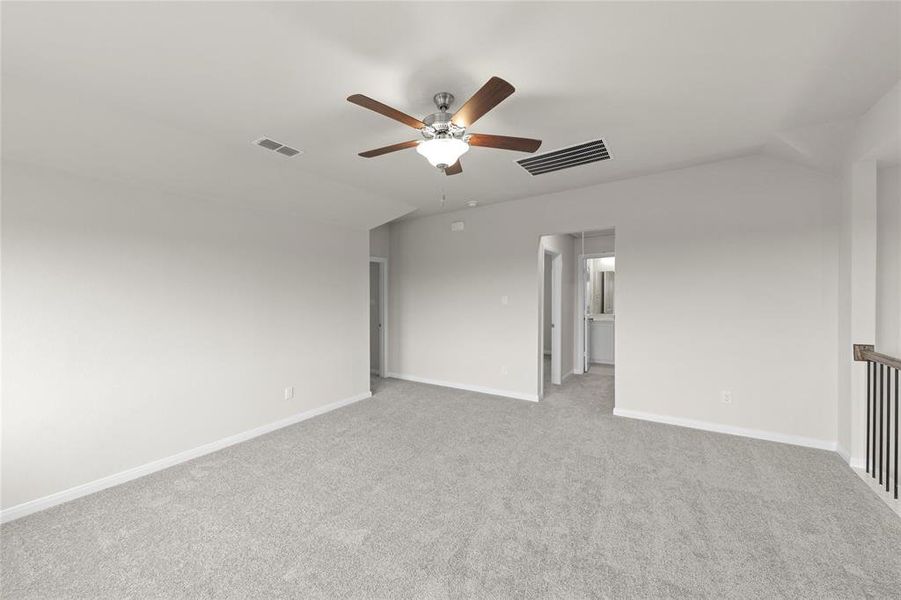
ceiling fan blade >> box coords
[347,94,426,129]
[444,160,462,176]
[358,140,420,158]
[467,133,542,153]
[451,76,515,128]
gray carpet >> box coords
[2,369,901,599]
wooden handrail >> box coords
[854,344,901,371]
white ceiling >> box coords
[2,2,898,227]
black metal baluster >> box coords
[867,361,872,474]
[894,368,898,500]
[873,363,878,479]
[873,361,877,477]
[887,366,892,493]
[888,367,893,492]
[879,363,884,484]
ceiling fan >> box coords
[347,76,542,175]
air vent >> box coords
[275,146,301,157]
[516,139,610,175]
[253,137,303,157]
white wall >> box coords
[876,165,901,358]
[836,81,899,465]
[578,233,616,255]
[389,155,839,445]
[369,223,390,259]
[1,161,371,510]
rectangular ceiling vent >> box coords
[516,139,610,175]
[253,137,303,157]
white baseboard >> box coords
[837,445,866,469]
[612,407,837,451]
[848,466,900,517]
[836,444,866,470]
[0,390,372,524]
[836,444,851,462]
[386,372,539,402]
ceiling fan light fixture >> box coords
[416,137,469,169]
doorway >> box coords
[578,253,615,372]
[540,247,562,399]
[570,229,615,379]
[369,257,387,381]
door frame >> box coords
[539,248,563,399]
[369,257,388,377]
[575,252,614,374]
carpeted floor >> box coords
[3,368,901,599]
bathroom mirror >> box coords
[587,257,615,315]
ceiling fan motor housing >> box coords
[433,92,454,111]
[422,93,467,142]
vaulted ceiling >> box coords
[3,2,898,227]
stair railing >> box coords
[854,344,900,499]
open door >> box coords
[540,248,563,395]
[369,257,388,380]
[369,261,381,376]
[579,257,592,373]
[549,253,563,385]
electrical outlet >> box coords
[284,386,294,401]
[501,366,509,376]
[501,295,509,305]
[721,390,733,404]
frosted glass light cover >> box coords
[416,138,469,168]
